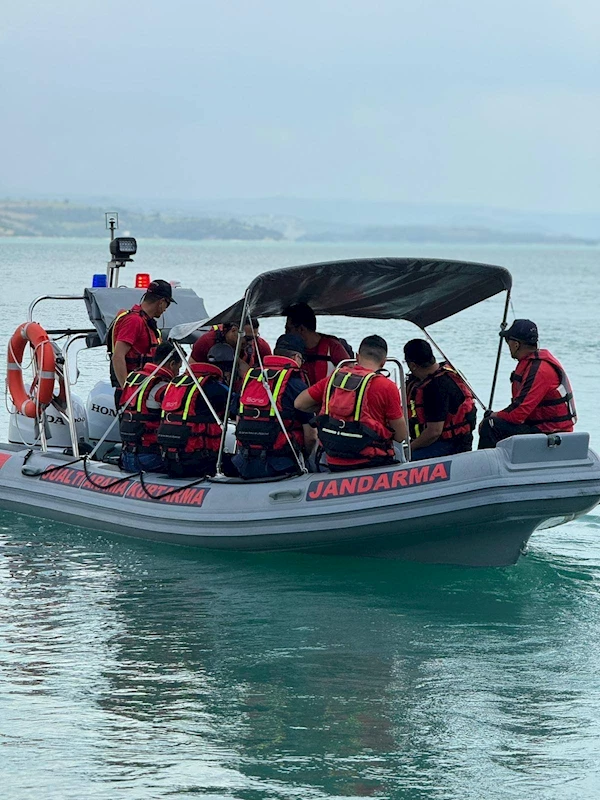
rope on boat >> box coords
[138,470,208,501]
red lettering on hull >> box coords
[38,466,209,507]
[306,461,452,502]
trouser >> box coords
[232,452,298,480]
[121,449,166,473]
[478,417,541,449]
[165,452,236,479]
[410,439,457,461]
[410,434,473,461]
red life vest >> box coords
[406,363,476,442]
[236,356,305,457]
[157,363,224,456]
[509,349,576,431]
[119,363,173,452]
[107,306,161,385]
[316,365,395,464]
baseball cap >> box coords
[275,334,306,356]
[207,343,235,366]
[500,319,538,345]
[146,279,177,304]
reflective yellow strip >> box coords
[182,385,199,421]
[324,368,342,415]
[111,310,129,351]
[136,379,153,413]
[353,373,375,421]
[269,370,288,417]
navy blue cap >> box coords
[207,343,235,365]
[275,334,306,356]
[500,319,538,345]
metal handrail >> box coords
[28,295,86,322]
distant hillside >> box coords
[0,201,283,241]
[297,225,597,245]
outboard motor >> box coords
[86,380,121,459]
[9,394,89,449]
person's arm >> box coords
[495,360,555,425]
[112,341,132,388]
[410,421,443,450]
[410,380,448,449]
[302,424,318,456]
[389,416,408,444]
[295,379,327,414]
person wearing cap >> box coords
[284,302,350,385]
[109,279,176,403]
[191,320,267,391]
[243,318,272,365]
[478,319,577,449]
[234,334,317,479]
[295,335,407,472]
[404,339,477,460]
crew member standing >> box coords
[295,335,407,472]
[404,339,476,460]
[108,279,176,404]
[478,319,576,449]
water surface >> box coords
[1,239,599,798]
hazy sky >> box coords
[2,0,599,212]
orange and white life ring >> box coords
[7,322,56,418]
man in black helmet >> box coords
[478,319,576,449]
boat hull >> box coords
[0,433,599,567]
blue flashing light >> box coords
[92,274,108,287]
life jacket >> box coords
[107,306,161,386]
[510,349,576,431]
[119,363,173,452]
[406,363,476,442]
[316,365,395,463]
[236,355,305,458]
[304,334,351,383]
[157,363,224,456]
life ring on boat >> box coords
[7,322,56,418]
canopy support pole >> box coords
[215,292,249,477]
[248,315,307,475]
[488,289,511,411]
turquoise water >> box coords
[1,239,600,798]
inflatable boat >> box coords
[1,243,599,566]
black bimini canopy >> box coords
[208,257,512,329]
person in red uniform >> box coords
[190,319,271,385]
[284,302,350,385]
[234,334,316,479]
[404,339,476,460]
[295,334,407,472]
[119,343,182,473]
[109,279,176,404]
[478,319,576,449]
